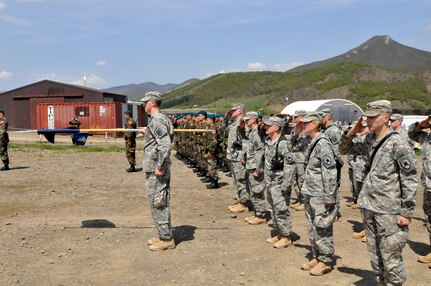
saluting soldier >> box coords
[340,100,418,285]
[0,109,10,171]
[408,115,431,267]
[124,111,137,172]
[139,91,175,251]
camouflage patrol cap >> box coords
[364,100,392,117]
[243,111,259,120]
[230,103,245,111]
[140,91,162,103]
[300,112,323,123]
[390,113,403,121]
[320,108,332,116]
[263,116,284,127]
[293,109,307,116]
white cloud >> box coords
[273,62,304,71]
[71,74,107,88]
[0,1,7,10]
[0,70,13,79]
[247,62,267,71]
[0,14,31,26]
[96,60,107,66]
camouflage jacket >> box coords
[124,117,137,141]
[322,123,342,157]
[225,118,246,161]
[143,112,173,173]
[340,131,418,216]
[302,133,338,202]
[245,128,265,172]
[264,135,295,187]
[290,130,311,164]
[0,117,9,143]
[408,123,431,190]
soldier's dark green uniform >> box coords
[0,109,9,171]
[124,111,137,172]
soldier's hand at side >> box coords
[155,168,164,177]
[139,127,147,134]
[252,170,259,178]
[397,215,411,226]
[241,159,246,166]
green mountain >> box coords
[163,36,431,114]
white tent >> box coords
[280,99,363,124]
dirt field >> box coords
[0,133,430,285]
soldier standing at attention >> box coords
[0,109,10,171]
[340,100,418,285]
[224,104,250,213]
[408,116,431,267]
[320,108,343,222]
[290,110,311,212]
[139,91,175,251]
[124,111,137,173]
[299,113,338,276]
[243,112,267,225]
[263,116,296,248]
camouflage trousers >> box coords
[293,162,305,203]
[348,167,356,199]
[267,181,292,237]
[206,157,219,180]
[423,190,431,237]
[229,160,249,204]
[0,141,8,163]
[245,169,266,217]
[125,140,136,166]
[145,171,173,240]
[304,195,336,263]
[362,209,408,286]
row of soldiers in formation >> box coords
[165,101,430,285]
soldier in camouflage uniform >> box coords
[243,112,267,225]
[263,116,296,248]
[298,112,339,276]
[408,116,431,267]
[340,100,418,285]
[390,113,414,148]
[320,108,343,222]
[0,109,9,171]
[202,114,220,189]
[290,110,311,212]
[124,111,137,173]
[139,91,175,251]
[224,104,250,213]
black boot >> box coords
[1,160,9,171]
[201,177,212,183]
[197,171,206,177]
[206,180,219,189]
[126,165,136,173]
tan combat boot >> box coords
[244,215,256,222]
[353,230,366,239]
[417,252,431,264]
[228,203,239,211]
[248,216,267,225]
[346,201,354,207]
[293,203,305,211]
[266,235,281,244]
[290,201,300,209]
[301,258,319,271]
[309,261,333,276]
[147,237,161,245]
[273,236,292,249]
[149,239,175,251]
[351,203,361,209]
[230,203,249,213]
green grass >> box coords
[10,143,124,153]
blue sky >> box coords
[1,0,430,91]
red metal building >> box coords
[0,80,131,130]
